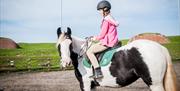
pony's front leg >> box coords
[82,75,92,91]
[150,83,165,91]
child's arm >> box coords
[95,20,109,40]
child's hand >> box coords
[91,37,96,41]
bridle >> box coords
[58,35,93,60]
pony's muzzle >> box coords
[61,57,72,68]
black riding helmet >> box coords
[97,0,111,11]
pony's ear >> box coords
[67,27,71,35]
[57,27,61,38]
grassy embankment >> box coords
[0,36,179,72]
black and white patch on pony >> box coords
[70,36,101,91]
[110,47,152,87]
[87,47,152,88]
[71,51,85,91]
[115,40,167,91]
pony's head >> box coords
[56,27,73,67]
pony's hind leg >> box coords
[150,82,165,91]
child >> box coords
[86,0,119,79]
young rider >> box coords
[86,0,119,79]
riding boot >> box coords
[89,67,103,79]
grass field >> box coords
[164,36,180,61]
[0,36,180,72]
[0,43,60,72]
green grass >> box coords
[163,36,180,62]
[0,43,60,72]
[0,36,180,72]
[120,39,129,45]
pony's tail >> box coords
[163,47,177,91]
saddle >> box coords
[95,43,121,61]
[82,41,122,68]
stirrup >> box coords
[89,67,103,79]
[89,74,103,79]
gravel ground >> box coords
[0,62,180,91]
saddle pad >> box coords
[82,48,117,68]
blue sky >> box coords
[0,0,179,43]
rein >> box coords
[77,37,92,59]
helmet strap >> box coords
[102,9,110,17]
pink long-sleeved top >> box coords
[95,15,119,47]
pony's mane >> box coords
[71,36,85,42]
[71,36,86,53]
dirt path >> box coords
[0,62,180,91]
